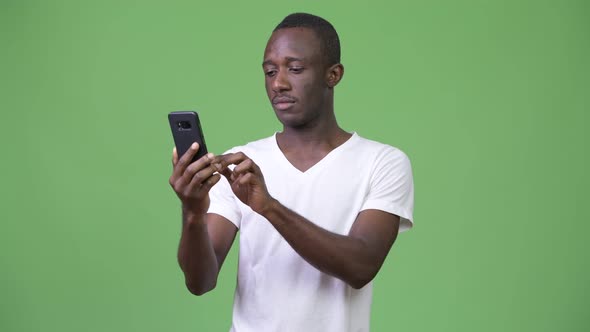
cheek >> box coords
[301,78,324,102]
[264,80,272,97]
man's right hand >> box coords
[169,143,222,217]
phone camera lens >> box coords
[178,121,192,130]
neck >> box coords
[277,111,349,151]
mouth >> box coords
[272,96,297,111]
[273,101,296,111]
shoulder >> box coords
[352,133,411,167]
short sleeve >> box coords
[360,148,414,232]
[207,166,242,229]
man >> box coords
[169,13,414,332]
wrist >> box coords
[258,197,280,218]
[182,205,206,224]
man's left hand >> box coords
[216,152,275,215]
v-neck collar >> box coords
[272,132,359,176]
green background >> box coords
[1,0,588,331]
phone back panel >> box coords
[168,111,208,163]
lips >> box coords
[272,96,296,111]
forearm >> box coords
[177,209,219,295]
[261,200,380,289]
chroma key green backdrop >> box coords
[1,1,588,331]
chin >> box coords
[275,112,307,128]
[273,104,322,129]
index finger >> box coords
[217,152,249,168]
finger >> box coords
[169,147,181,187]
[233,159,264,178]
[251,160,262,175]
[210,155,225,165]
[232,158,254,175]
[172,147,178,166]
[219,166,233,183]
[210,155,234,182]
[172,142,200,178]
[186,159,219,189]
[218,152,249,168]
[181,152,215,185]
[230,173,245,191]
[200,173,221,192]
[237,172,255,186]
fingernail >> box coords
[206,153,214,159]
[191,143,199,150]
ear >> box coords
[326,63,344,88]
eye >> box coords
[265,69,277,77]
[289,67,303,73]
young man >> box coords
[169,13,414,332]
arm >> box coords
[170,144,237,295]
[218,152,400,289]
[264,202,399,289]
[177,211,237,295]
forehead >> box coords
[263,27,323,64]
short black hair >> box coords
[274,13,341,66]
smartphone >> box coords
[168,111,208,163]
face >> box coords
[262,28,332,128]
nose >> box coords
[272,69,291,92]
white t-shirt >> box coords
[207,132,414,332]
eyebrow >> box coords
[262,57,305,67]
